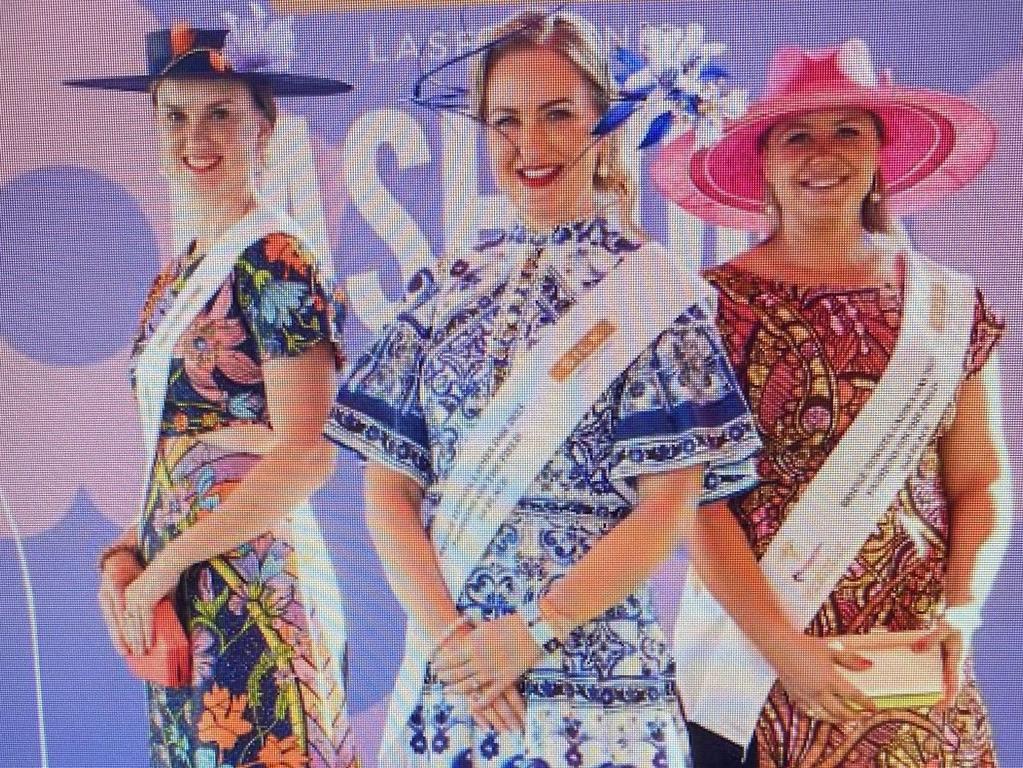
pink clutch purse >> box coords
[124,598,192,688]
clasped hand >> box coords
[772,634,877,723]
[99,554,181,657]
[432,615,542,734]
[774,614,980,724]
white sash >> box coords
[380,242,714,761]
[673,251,975,747]
[133,205,306,522]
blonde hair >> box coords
[472,10,637,220]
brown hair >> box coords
[472,10,636,219]
[757,110,891,234]
[150,76,277,125]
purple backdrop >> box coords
[1,1,1020,765]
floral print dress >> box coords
[326,218,763,768]
[704,262,1004,768]
[131,232,357,768]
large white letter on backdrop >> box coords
[343,108,434,330]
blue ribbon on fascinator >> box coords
[410,7,558,120]
[593,23,747,149]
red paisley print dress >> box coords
[704,261,1005,768]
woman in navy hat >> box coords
[70,7,359,767]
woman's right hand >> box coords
[470,687,527,735]
[98,551,144,656]
[768,633,877,723]
[434,621,527,734]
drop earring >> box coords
[867,175,882,203]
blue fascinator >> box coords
[410,10,553,121]
[594,23,746,149]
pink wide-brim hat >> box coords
[650,38,998,232]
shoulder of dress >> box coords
[622,239,716,301]
[234,231,318,275]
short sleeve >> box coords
[964,288,1005,379]
[235,232,343,361]
[324,267,440,488]
[608,299,761,503]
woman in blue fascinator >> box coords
[325,8,761,767]
[69,5,359,767]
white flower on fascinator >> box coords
[595,23,747,150]
[222,2,296,73]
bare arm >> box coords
[924,353,1013,704]
[539,464,704,632]
[686,500,799,658]
[686,501,875,721]
[197,423,276,455]
[938,353,1013,611]
[122,341,339,651]
[362,461,462,646]
[155,341,339,568]
[364,461,532,732]
[434,464,707,733]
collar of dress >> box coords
[474,216,641,256]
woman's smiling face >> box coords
[760,107,883,230]
[483,44,605,228]
[153,78,271,205]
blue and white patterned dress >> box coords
[327,218,761,768]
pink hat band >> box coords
[651,39,998,231]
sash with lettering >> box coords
[133,204,307,522]
[381,241,716,760]
[673,251,975,748]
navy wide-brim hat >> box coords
[65,25,350,96]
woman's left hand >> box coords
[913,605,982,708]
[433,615,542,704]
[121,559,182,655]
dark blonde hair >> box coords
[472,10,636,218]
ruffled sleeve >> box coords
[608,299,761,503]
[235,232,344,362]
[964,288,1006,378]
[324,267,440,488]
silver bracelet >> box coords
[521,600,563,655]
[942,604,983,634]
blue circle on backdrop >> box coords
[0,166,160,365]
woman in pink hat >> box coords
[653,39,1011,768]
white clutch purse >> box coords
[834,630,943,709]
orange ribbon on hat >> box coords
[169,22,196,58]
